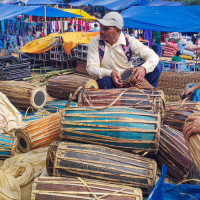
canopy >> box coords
[69,0,143,10]
[121,6,200,32]
[0,4,81,20]
[139,0,183,6]
[63,9,96,20]
[1,0,62,5]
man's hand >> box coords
[182,88,194,96]
[131,67,146,83]
[183,116,200,139]
[111,71,123,87]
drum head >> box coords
[34,91,45,107]
[121,69,132,81]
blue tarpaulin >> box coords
[1,0,62,4]
[121,6,200,32]
[69,0,144,10]
[0,4,81,20]
[139,0,183,6]
[148,165,200,200]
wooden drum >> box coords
[60,107,160,154]
[16,112,61,152]
[31,177,143,200]
[121,68,155,90]
[156,125,195,181]
[0,81,47,109]
[163,106,198,131]
[78,88,165,117]
[0,133,17,159]
[46,141,157,194]
[46,74,98,100]
[185,113,200,173]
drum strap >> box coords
[98,34,132,62]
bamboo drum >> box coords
[16,112,61,152]
[156,125,195,181]
[121,69,155,90]
[163,106,198,131]
[46,74,98,100]
[78,88,165,117]
[31,177,143,200]
[0,134,17,159]
[46,141,157,194]
[0,81,47,109]
[60,106,160,154]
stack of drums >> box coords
[46,141,157,195]
[78,88,165,117]
[46,74,98,100]
[0,81,47,109]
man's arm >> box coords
[182,82,200,96]
[129,36,160,81]
[183,116,200,139]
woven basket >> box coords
[157,72,200,101]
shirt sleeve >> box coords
[87,37,112,79]
[129,36,160,74]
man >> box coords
[35,28,46,39]
[87,12,161,89]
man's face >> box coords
[100,24,118,42]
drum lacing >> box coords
[74,87,151,110]
[77,177,100,200]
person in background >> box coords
[87,12,161,89]
[93,23,100,31]
[35,28,46,39]
[181,82,200,101]
[6,42,12,53]
[172,51,182,62]
[67,23,75,32]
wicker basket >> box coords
[157,72,200,101]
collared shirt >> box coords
[87,32,159,79]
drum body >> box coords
[0,134,17,159]
[78,88,164,117]
[44,100,77,113]
[163,107,197,131]
[187,133,200,174]
[121,68,155,90]
[60,107,160,154]
[16,113,61,152]
[156,125,194,181]
[0,81,47,109]
[31,177,143,200]
[46,141,157,194]
[46,74,98,100]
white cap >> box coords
[97,12,124,29]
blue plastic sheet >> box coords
[121,6,200,32]
[139,0,183,6]
[69,0,144,10]
[148,165,200,200]
[0,4,81,20]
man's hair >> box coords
[68,23,72,26]
[94,24,98,27]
